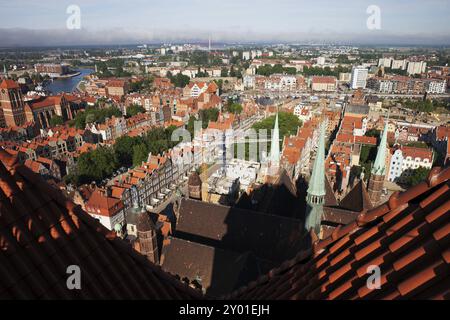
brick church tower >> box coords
[136,206,160,264]
[0,79,26,128]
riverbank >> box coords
[45,68,93,94]
[54,71,81,79]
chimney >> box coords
[105,186,112,197]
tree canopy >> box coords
[167,72,190,88]
[73,106,122,129]
[65,126,178,186]
[126,104,146,117]
[49,115,64,127]
[404,167,431,187]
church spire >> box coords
[371,114,389,176]
[368,113,389,204]
[305,121,326,235]
[269,112,280,166]
[307,121,326,198]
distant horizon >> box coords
[1,0,449,47]
[1,36,450,50]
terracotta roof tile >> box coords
[225,166,450,300]
[0,149,201,299]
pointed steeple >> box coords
[3,65,8,78]
[269,112,280,166]
[307,121,326,198]
[371,114,389,176]
[305,121,326,235]
[368,113,390,205]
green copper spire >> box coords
[305,121,326,234]
[371,115,389,176]
[269,112,280,165]
[307,121,326,197]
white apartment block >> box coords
[426,79,447,94]
[242,51,251,60]
[388,146,433,182]
[407,61,427,75]
[391,59,407,70]
[317,56,326,66]
[243,75,256,89]
[264,75,297,91]
[378,58,392,68]
[350,66,368,89]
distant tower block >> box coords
[188,171,202,200]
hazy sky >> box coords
[1,0,450,46]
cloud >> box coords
[0,27,449,47]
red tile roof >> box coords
[397,145,433,160]
[0,149,201,299]
[85,188,123,217]
[225,166,450,300]
[312,76,337,84]
[0,79,19,89]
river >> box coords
[45,68,94,94]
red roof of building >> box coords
[0,149,201,299]
[312,76,337,84]
[397,145,433,160]
[85,188,124,217]
[226,166,450,300]
[0,79,19,89]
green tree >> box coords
[114,136,138,167]
[132,143,149,167]
[49,115,64,127]
[126,104,145,117]
[404,167,431,187]
[221,67,228,77]
[75,146,119,185]
[252,111,302,154]
[168,72,190,88]
[227,103,243,114]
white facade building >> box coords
[426,79,447,94]
[407,61,427,75]
[350,66,369,89]
[388,146,433,182]
[378,58,392,68]
[391,59,407,70]
[242,51,251,60]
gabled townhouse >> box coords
[387,145,433,183]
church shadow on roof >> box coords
[161,192,313,297]
[233,169,308,221]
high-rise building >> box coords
[350,66,368,89]
[378,57,392,68]
[0,79,26,128]
[407,61,427,75]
